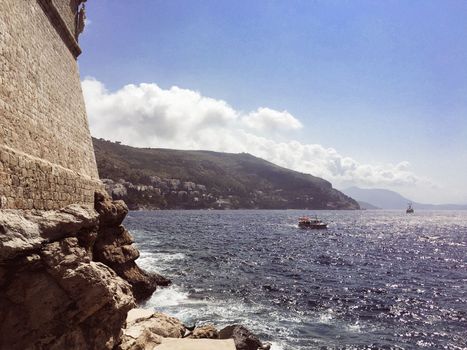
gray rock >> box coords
[29,204,99,240]
[219,325,270,350]
[119,309,185,349]
[190,325,219,339]
[95,189,128,226]
[93,191,170,302]
[0,196,169,349]
[0,236,135,350]
[0,204,98,261]
[0,210,42,260]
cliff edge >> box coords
[0,191,164,349]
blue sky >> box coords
[79,0,467,204]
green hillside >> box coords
[93,138,359,210]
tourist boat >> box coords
[298,216,328,229]
[406,203,414,214]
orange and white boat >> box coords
[298,216,327,229]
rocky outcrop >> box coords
[119,309,185,349]
[0,206,135,349]
[0,192,168,349]
[0,192,269,350]
[119,310,270,350]
[0,204,98,261]
[93,190,170,301]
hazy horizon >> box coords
[79,0,467,205]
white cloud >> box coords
[242,107,302,132]
[82,78,429,189]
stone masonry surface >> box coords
[0,0,101,209]
[51,0,83,39]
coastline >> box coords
[0,192,271,349]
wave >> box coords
[144,285,189,308]
[137,251,186,273]
[268,341,288,350]
[317,308,334,324]
[144,283,306,350]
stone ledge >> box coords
[37,0,82,58]
[158,338,236,350]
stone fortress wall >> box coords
[0,0,101,209]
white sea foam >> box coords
[137,251,186,273]
[144,285,189,308]
[345,322,362,333]
[285,223,299,228]
[269,340,287,350]
[317,309,334,324]
[167,296,264,326]
[154,252,186,262]
[135,252,160,272]
[144,283,299,347]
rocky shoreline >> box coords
[0,191,270,349]
[121,309,271,350]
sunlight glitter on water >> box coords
[126,210,467,349]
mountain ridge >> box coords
[93,138,359,210]
[342,186,467,210]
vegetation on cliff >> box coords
[93,138,359,210]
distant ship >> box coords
[406,203,414,214]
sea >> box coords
[124,210,467,350]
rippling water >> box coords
[124,210,467,349]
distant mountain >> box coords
[93,138,359,210]
[342,186,467,210]
[342,187,409,209]
[357,201,380,210]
